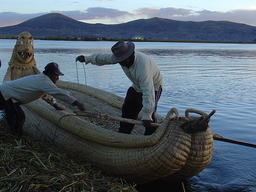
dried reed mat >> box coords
[0,120,137,192]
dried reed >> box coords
[0,119,137,192]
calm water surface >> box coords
[0,40,256,191]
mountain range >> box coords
[0,13,256,42]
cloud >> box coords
[52,8,134,24]
[134,7,256,26]
[0,7,256,27]
[0,12,44,27]
[172,9,256,26]
[56,7,131,20]
[135,7,192,18]
[0,8,132,27]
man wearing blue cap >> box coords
[76,41,163,135]
[0,62,86,136]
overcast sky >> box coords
[0,0,256,27]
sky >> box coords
[0,0,256,27]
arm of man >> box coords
[72,100,86,111]
[140,77,156,122]
[135,57,157,124]
[76,54,115,65]
[41,80,85,111]
[41,93,65,110]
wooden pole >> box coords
[199,110,216,125]
[74,111,160,127]
[213,134,256,148]
[75,111,256,148]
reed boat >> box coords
[1,31,213,183]
[21,80,214,183]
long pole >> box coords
[75,111,256,148]
[213,134,256,148]
[74,111,160,127]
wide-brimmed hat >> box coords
[111,41,135,63]
[44,62,64,76]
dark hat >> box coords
[44,62,64,76]
[111,41,135,63]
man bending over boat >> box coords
[76,41,163,135]
[0,62,86,136]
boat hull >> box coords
[22,80,213,183]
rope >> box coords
[75,61,80,85]
[75,61,88,100]
[181,182,186,192]
[51,114,77,142]
[75,61,87,86]
[82,62,87,86]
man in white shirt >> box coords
[0,62,86,136]
[76,41,163,135]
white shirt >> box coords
[86,51,163,120]
[0,73,76,105]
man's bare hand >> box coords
[53,104,65,110]
[77,101,86,111]
[142,120,152,127]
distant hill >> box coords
[0,13,256,42]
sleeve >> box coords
[85,53,116,65]
[138,63,156,121]
[41,80,77,104]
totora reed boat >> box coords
[3,31,214,183]
[21,80,214,184]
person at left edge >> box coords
[0,62,86,136]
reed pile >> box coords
[0,118,137,192]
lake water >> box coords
[0,39,256,192]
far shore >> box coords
[1,36,256,44]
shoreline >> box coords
[1,36,256,44]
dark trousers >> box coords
[0,92,25,136]
[119,86,162,135]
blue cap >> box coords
[44,62,64,76]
